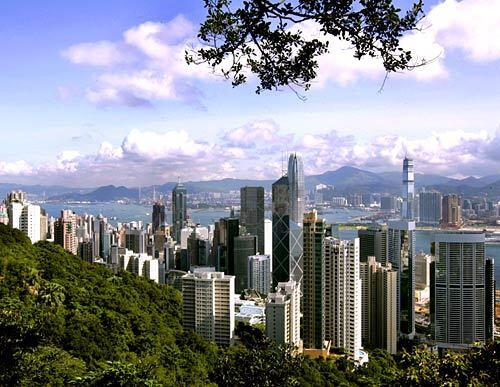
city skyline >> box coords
[1,0,500,186]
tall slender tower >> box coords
[240,186,265,254]
[402,157,414,220]
[287,153,305,225]
[172,180,187,242]
[272,175,290,287]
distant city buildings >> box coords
[442,194,462,227]
[419,191,442,226]
[240,186,265,254]
[172,180,187,242]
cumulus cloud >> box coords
[428,0,500,62]
[62,14,211,107]
[62,41,133,67]
[3,122,500,186]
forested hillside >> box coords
[0,224,498,386]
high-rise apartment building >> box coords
[247,254,271,295]
[433,232,493,348]
[324,237,365,363]
[302,210,327,350]
[240,186,265,254]
[358,223,388,264]
[182,271,235,346]
[266,280,300,348]
[360,256,397,354]
[172,181,187,242]
[442,194,462,227]
[419,191,442,226]
[54,210,78,254]
[20,204,41,243]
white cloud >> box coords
[61,41,132,67]
[0,160,34,176]
[2,123,500,185]
[428,0,500,62]
[121,129,211,160]
[63,15,210,107]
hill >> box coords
[0,224,217,386]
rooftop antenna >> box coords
[153,186,156,202]
[138,186,141,203]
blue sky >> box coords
[1,0,500,187]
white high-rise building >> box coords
[265,280,301,348]
[182,271,235,346]
[247,254,271,295]
[8,201,24,230]
[20,204,41,243]
[8,201,41,243]
[264,219,272,258]
[324,237,366,364]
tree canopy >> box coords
[187,0,425,94]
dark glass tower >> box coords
[152,202,166,233]
[240,186,265,254]
[172,181,187,242]
[272,175,290,287]
[358,223,388,264]
[234,234,257,293]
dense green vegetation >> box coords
[1,224,498,386]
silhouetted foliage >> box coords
[187,0,425,95]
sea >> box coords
[42,203,500,287]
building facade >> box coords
[182,271,235,346]
[266,280,301,348]
[240,186,265,254]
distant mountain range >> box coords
[3,166,500,202]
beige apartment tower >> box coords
[360,257,397,354]
[182,271,235,346]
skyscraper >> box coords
[182,271,235,346]
[402,157,415,220]
[419,191,442,226]
[247,254,271,295]
[388,220,416,339]
[172,181,187,242]
[358,223,388,264]
[272,175,290,286]
[266,280,301,348]
[441,194,462,227]
[240,186,265,254]
[302,210,327,350]
[212,217,239,274]
[54,210,78,254]
[287,153,305,225]
[360,256,397,354]
[433,232,490,348]
[152,201,166,233]
[233,234,257,293]
[324,237,365,363]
